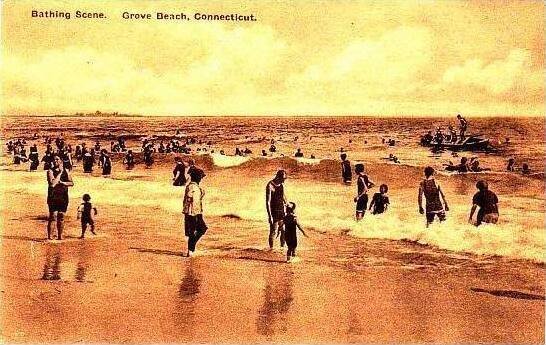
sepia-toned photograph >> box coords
[1,0,544,344]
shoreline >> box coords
[1,180,544,344]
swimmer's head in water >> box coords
[340,153,347,160]
[424,166,435,177]
[286,202,296,213]
[174,156,182,162]
[354,163,364,173]
[275,170,287,182]
[83,194,91,202]
[476,180,488,191]
[380,184,388,193]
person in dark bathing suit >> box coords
[46,155,74,240]
[266,170,287,249]
[418,167,449,227]
[354,164,375,220]
[124,150,135,170]
[173,157,188,186]
[469,180,499,226]
[340,153,352,184]
[101,151,112,176]
[369,184,390,215]
[29,144,40,171]
[283,202,308,262]
[77,194,98,238]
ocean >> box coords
[1,116,544,262]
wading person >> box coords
[266,170,287,249]
[340,153,352,184]
[418,167,449,227]
[468,180,499,226]
[173,156,188,186]
[46,155,74,240]
[283,202,308,262]
[183,168,207,257]
[354,163,375,220]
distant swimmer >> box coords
[506,158,515,172]
[183,168,208,257]
[522,163,531,175]
[173,156,188,186]
[124,150,135,170]
[354,163,375,220]
[340,153,352,184]
[269,144,276,153]
[457,113,468,140]
[261,149,267,157]
[143,145,154,168]
[369,184,390,215]
[77,193,98,238]
[82,150,94,173]
[29,144,39,171]
[42,150,54,170]
[418,167,449,227]
[469,158,490,172]
[266,170,287,249]
[294,148,304,157]
[283,202,308,263]
[46,155,74,240]
[468,180,499,226]
[100,150,112,176]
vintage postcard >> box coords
[1,0,544,344]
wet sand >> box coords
[0,168,544,344]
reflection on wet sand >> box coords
[173,261,202,336]
[74,243,89,282]
[179,262,201,302]
[256,267,294,338]
[41,245,62,281]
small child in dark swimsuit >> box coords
[283,202,308,263]
[77,194,98,238]
[369,184,390,215]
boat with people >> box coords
[420,134,490,151]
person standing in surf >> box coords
[46,155,74,240]
[340,153,352,184]
[468,180,499,226]
[354,163,375,220]
[183,168,208,257]
[418,167,449,227]
[173,157,188,186]
[266,170,288,249]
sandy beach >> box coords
[1,165,544,344]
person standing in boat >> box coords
[457,114,468,140]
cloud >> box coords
[1,23,287,115]
[442,49,544,104]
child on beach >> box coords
[283,202,308,263]
[354,163,375,220]
[77,194,98,238]
[369,184,390,215]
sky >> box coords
[1,0,544,117]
